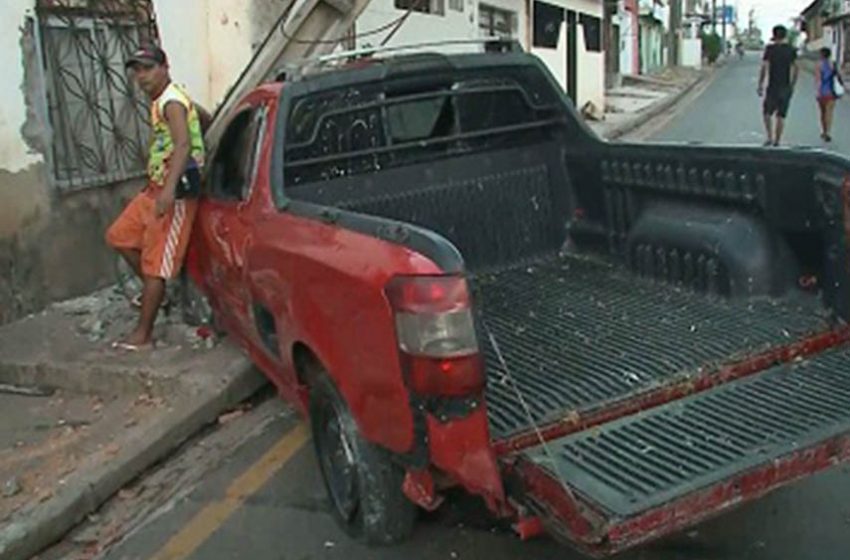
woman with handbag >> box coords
[815,47,844,142]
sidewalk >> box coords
[0,289,266,560]
[587,65,715,140]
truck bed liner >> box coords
[474,255,830,439]
[522,344,850,517]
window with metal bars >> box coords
[34,0,156,192]
[478,3,517,38]
[395,0,446,16]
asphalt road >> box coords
[652,52,850,150]
[59,55,850,560]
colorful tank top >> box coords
[148,82,205,186]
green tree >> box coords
[702,32,722,63]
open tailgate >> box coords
[513,343,850,556]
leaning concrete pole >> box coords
[206,0,374,147]
[669,0,682,67]
[712,0,717,33]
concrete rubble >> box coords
[0,285,267,560]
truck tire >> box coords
[309,373,416,545]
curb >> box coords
[0,357,267,560]
[603,66,718,140]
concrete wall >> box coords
[639,18,665,73]
[619,5,639,76]
[0,0,287,325]
[530,0,604,110]
[482,0,529,46]
[532,18,568,86]
[353,0,528,52]
[578,48,604,109]
[154,0,281,108]
[355,0,474,50]
[0,0,42,177]
[1,2,144,325]
[153,0,212,107]
[681,37,701,68]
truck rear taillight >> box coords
[386,276,484,396]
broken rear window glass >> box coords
[387,96,455,143]
[284,66,563,185]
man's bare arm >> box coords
[791,61,799,90]
[758,60,768,95]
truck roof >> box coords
[281,50,548,94]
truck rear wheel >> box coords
[309,374,416,544]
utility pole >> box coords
[712,0,717,34]
[669,0,682,67]
[721,0,727,50]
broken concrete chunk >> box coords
[3,477,21,498]
[581,100,605,122]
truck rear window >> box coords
[283,66,564,186]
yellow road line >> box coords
[149,423,309,560]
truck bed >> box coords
[474,255,831,440]
[522,344,850,518]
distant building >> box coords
[823,1,850,68]
[801,0,836,53]
[638,0,668,73]
[619,0,640,76]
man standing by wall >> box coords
[106,45,206,349]
[758,25,799,146]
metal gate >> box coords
[35,0,158,192]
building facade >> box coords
[1,0,672,323]
[638,0,667,73]
[619,0,640,76]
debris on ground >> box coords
[117,488,138,500]
[217,409,245,425]
[581,100,605,122]
[0,383,54,397]
[50,284,220,351]
[3,477,21,498]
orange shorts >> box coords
[106,186,198,280]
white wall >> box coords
[355,0,475,51]
[480,0,529,46]
[155,0,282,108]
[578,52,604,108]
[532,19,568,86]
[0,0,42,173]
[530,0,604,109]
[157,0,530,108]
[681,37,701,68]
[619,8,638,76]
[153,0,212,107]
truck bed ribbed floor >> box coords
[522,345,850,516]
[474,256,830,439]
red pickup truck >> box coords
[184,48,850,555]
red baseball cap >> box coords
[125,45,167,69]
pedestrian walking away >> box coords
[815,47,844,143]
[758,25,799,147]
[106,44,208,350]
